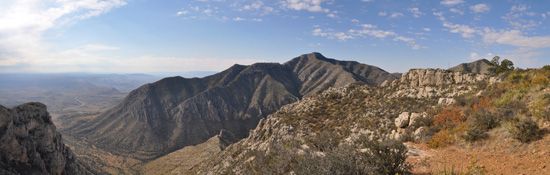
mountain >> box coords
[191,68,501,174]
[0,103,92,175]
[66,52,399,160]
[172,65,550,175]
[448,59,495,74]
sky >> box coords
[0,0,549,74]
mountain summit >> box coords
[67,53,399,160]
[448,59,495,74]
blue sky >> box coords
[0,0,549,73]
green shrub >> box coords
[461,110,498,142]
[308,130,340,152]
[506,118,542,143]
[359,138,410,175]
[462,126,488,142]
[469,109,499,130]
[428,129,455,148]
[529,94,550,121]
[295,136,410,175]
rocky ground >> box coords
[408,131,550,174]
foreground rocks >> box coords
[0,103,92,175]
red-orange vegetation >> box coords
[433,106,466,129]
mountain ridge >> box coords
[66,52,399,160]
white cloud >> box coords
[449,8,464,15]
[313,24,422,49]
[443,22,476,38]
[176,10,189,16]
[239,1,274,15]
[502,4,540,30]
[233,17,245,21]
[283,0,330,13]
[470,4,490,13]
[378,11,403,18]
[77,44,120,51]
[467,52,493,61]
[423,28,431,32]
[393,36,421,49]
[441,0,464,6]
[434,12,477,38]
[350,24,396,38]
[408,8,423,18]
[482,29,550,48]
[312,28,353,41]
[389,12,404,18]
[501,48,540,66]
[0,0,127,71]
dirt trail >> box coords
[407,133,550,175]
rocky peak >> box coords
[448,59,495,74]
[0,102,91,175]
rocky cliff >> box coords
[382,68,499,99]
[66,52,399,160]
[0,103,92,175]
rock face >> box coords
[382,68,499,98]
[395,112,410,128]
[0,103,91,175]
[67,52,399,160]
[448,59,495,74]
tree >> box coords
[490,56,500,66]
[489,56,514,74]
[500,59,514,70]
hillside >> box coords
[0,103,92,175]
[65,52,399,160]
[190,68,496,174]
[191,66,549,174]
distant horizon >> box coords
[0,52,546,75]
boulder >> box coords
[409,113,423,127]
[438,97,456,105]
[413,127,428,140]
[395,112,410,128]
